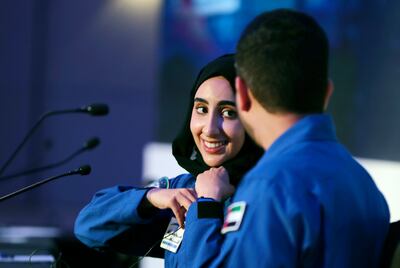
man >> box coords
[177,9,390,267]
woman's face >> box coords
[190,76,245,167]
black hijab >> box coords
[172,54,264,186]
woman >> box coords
[74,54,263,266]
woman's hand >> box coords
[146,188,197,227]
[195,167,235,201]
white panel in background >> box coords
[140,256,164,268]
[142,142,186,183]
[356,157,400,222]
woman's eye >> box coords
[222,109,237,119]
[195,106,207,114]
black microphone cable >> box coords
[0,103,108,176]
[0,137,100,181]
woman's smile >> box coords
[202,139,228,153]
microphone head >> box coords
[82,103,109,116]
[84,137,100,150]
[77,165,91,175]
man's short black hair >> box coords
[236,9,329,114]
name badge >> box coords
[160,217,185,253]
[221,201,246,234]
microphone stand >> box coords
[0,110,80,176]
[0,103,108,176]
[0,137,99,181]
[0,165,91,202]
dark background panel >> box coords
[0,0,160,231]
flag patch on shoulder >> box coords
[221,201,246,234]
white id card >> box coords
[160,217,185,253]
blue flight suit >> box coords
[180,114,390,268]
[74,173,195,267]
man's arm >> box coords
[182,199,225,267]
[180,175,323,267]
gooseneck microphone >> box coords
[0,165,91,202]
[0,103,108,176]
[0,137,100,181]
[82,103,109,116]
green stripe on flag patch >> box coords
[231,205,242,212]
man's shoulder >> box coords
[244,153,297,181]
[239,157,296,194]
[240,148,344,195]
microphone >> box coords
[0,137,100,181]
[0,103,108,176]
[80,103,109,116]
[0,165,91,202]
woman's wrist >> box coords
[137,188,159,219]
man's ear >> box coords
[235,76,251,112]
[323,79,334,111]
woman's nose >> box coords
[203,113,221,136]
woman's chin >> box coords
[203,156,226,167]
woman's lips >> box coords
[202,139,227,154]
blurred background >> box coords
[0,0,399,267]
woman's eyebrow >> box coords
[194,98,236,107]
[218,100,236,107]
[194,97,208,104]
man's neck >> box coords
[252,106,303,150]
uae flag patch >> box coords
[221,201,247,234]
